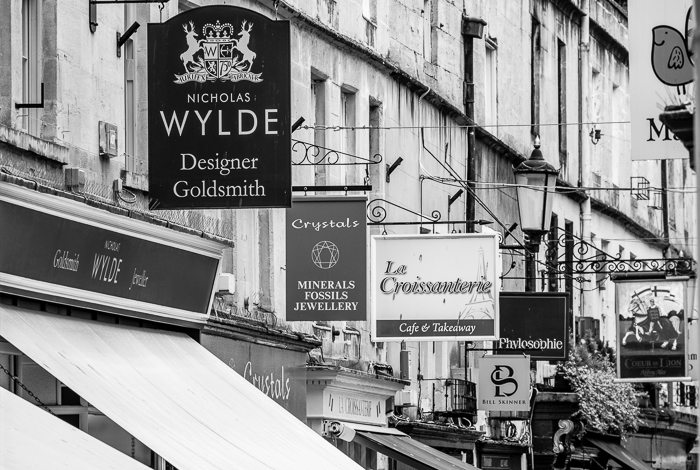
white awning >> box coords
[0,387,149,470]
[0,305,362,470]
[329,421,480,470]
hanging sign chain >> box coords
[0,362,56,416]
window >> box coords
[341,89,356,157]
[564,220,574,296]
[597,239,609,289]
[362,0,376,23]
[124,5,136,173]
[22,0,42,137]
[311,73,327,185]
[547,213,559,292]
[423,0,436,62]
[530,18,541,137]
[369,98,382,192]
[362,0,377,46]
[484,38,497,127]
[341,87,359,185]
[557,39,567,162]
[611,183,620,207]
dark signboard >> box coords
[286,197,366,321]
[201,335,308,421]
[496,292,570,361]
[0,197,220,324]
[616,280,689,381]
[148,6,291,209]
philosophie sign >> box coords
[615,280,689,381]
[629,0,693,161]
[148,5,291,209]
[371,234,499,341]
[0,183,221,325]
[286,197,366,321]
[496,292,570,361]
[477,355,530,412]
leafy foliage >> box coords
[561,337,642,438]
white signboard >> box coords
[477,355,531,412]
[629,0,694,160]
[322,390,386,426]
[370,234,499,342]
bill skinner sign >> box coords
[148,6,291,209]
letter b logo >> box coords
[491,365,518,397]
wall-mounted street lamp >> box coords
[513,137,559,291]
[291,116,306,133]
[386,157,404,183]
[117,22,140,57]
[589,125,602,145]
[448,189,464,207]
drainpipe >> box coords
[462,14,486,233]
[418,86,431,174]
[660,160,669,240]
[418,86,430,222]
[465,32,476,234]
[579,0,593,321]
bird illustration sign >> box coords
[629,0,693,161]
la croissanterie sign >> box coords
[371,234,500,341]
[148,5,291,209]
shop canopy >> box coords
[0,387,149,470]
[0,305,362,470]
[585,436,652,470]
[336,422,480,470]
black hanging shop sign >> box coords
[0,183,223,326]
[286,197,367,321]
[148,6,291,209]
[496,292,570,361]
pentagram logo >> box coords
[311,241,339,269]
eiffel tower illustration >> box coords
[458,247,494,320]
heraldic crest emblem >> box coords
[175,19,263,84]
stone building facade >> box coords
[1,0,696,469]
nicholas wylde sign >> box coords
[285,197,367,321]
[148,6,291,209]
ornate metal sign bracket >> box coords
[291,139,383,166]
[544,232,696,280]
[292,185,372,195]
[366,198,492,234]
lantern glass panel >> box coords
[515,172,556,233]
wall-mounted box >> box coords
[216,273,235,294]
[99,121,118,158]
[64,168,85,191]
[395,390,416,407]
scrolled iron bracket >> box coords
[291,139,382,166]
[543,231,696,277]
[367,198,441,225]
